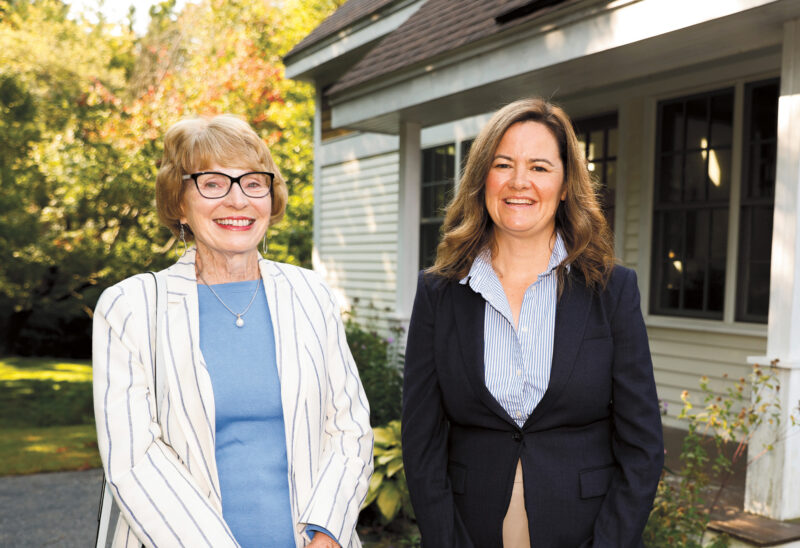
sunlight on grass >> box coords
[0,424,100,476]
[0,356,91,383]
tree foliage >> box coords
[0,0,341,356]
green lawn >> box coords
[0,424,100,475]
[0,356,98,476]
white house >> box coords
[284,0,800,525]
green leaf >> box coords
[376,481,401,522]
[385,457,404,478]
[376,447,402,465]
[362,471,384,509]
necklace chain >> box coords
[197,273,262,327]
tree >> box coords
[0,0,341,356]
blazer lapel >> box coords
[160,248,220,498]
[524,273,593,428]
[450,281,518,427]
[258,259,296,384]
[259,259,304,521]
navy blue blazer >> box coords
[402,265,664,548]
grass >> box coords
[0,356,98,476]
[0,356,92,382]
[0,424,100,475]
[0,356,93,428]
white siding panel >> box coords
[648,325,767,430]
[317,152,400,335]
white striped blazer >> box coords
[92,247,373,548]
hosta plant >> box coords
[363,420,415,523]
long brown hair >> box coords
[429,97,615,290]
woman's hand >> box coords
[308,531,339,548]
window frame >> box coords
[643,76,778,331]
[419,143,456,269]
[573,113,619,232]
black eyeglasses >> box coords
[182,171,274,199]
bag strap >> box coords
[95,271,164,548]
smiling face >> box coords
[180,164,272,261]
[485,121,566,246]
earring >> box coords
[260,232,268,256]
[178,223,188,257]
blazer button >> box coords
[511,432,522,442]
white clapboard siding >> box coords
[318,152,400,335]
[647,326,767,429]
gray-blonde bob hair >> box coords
[156,114,288,240]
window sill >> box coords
[644,315,768,337]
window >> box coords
[460,138,474,174]
[574,114,618,230]
[736,79,779,323]
[420,144,455,269]
[650,82,778,322]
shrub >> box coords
[362,420,414,523]
[643,363,792,547]
[345,317,403,427]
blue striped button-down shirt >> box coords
[460,233,568,427]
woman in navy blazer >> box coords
[402,98,663,547]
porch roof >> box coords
[323,0,798,134]
[285,0,399,62]
[328,0,582,95]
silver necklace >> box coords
[198,274,262,327]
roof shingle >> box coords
[285,0,400,61]
[328,0,579,95]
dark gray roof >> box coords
[285,0,400,62]
[328,0,581,95]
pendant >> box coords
[235,316,245,327]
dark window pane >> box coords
[711,208,728,260]
[684,151,706,201]
[652,88,732,319]
[754,142,777,199]
[749,83,779,141]
[744,262,771,318]
[663,211,683,259]
[660,102,684,153]
[421,144,455,268]
[685,97,708,150]
[710,93,734,147]
[460,139,474,173]
[659,154,683,203]
[685,210,709,262]
[750,206,773,262]
[661,261,682,309]
[682,257,704,311]
[573,113,618,231]
[707,148,731,202]
[420,222,442,269]
[737,79,777,323]
[708,261,726,313]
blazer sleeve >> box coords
[402,273,476,548]
[93,283,239,548]
[296,284,373,548]
[589,269,664,548]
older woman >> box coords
[402,98,664,547]
[93,115,372,548]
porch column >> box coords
[311,87,324,273]
[396,121,422,323]
[744,18,800,522]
